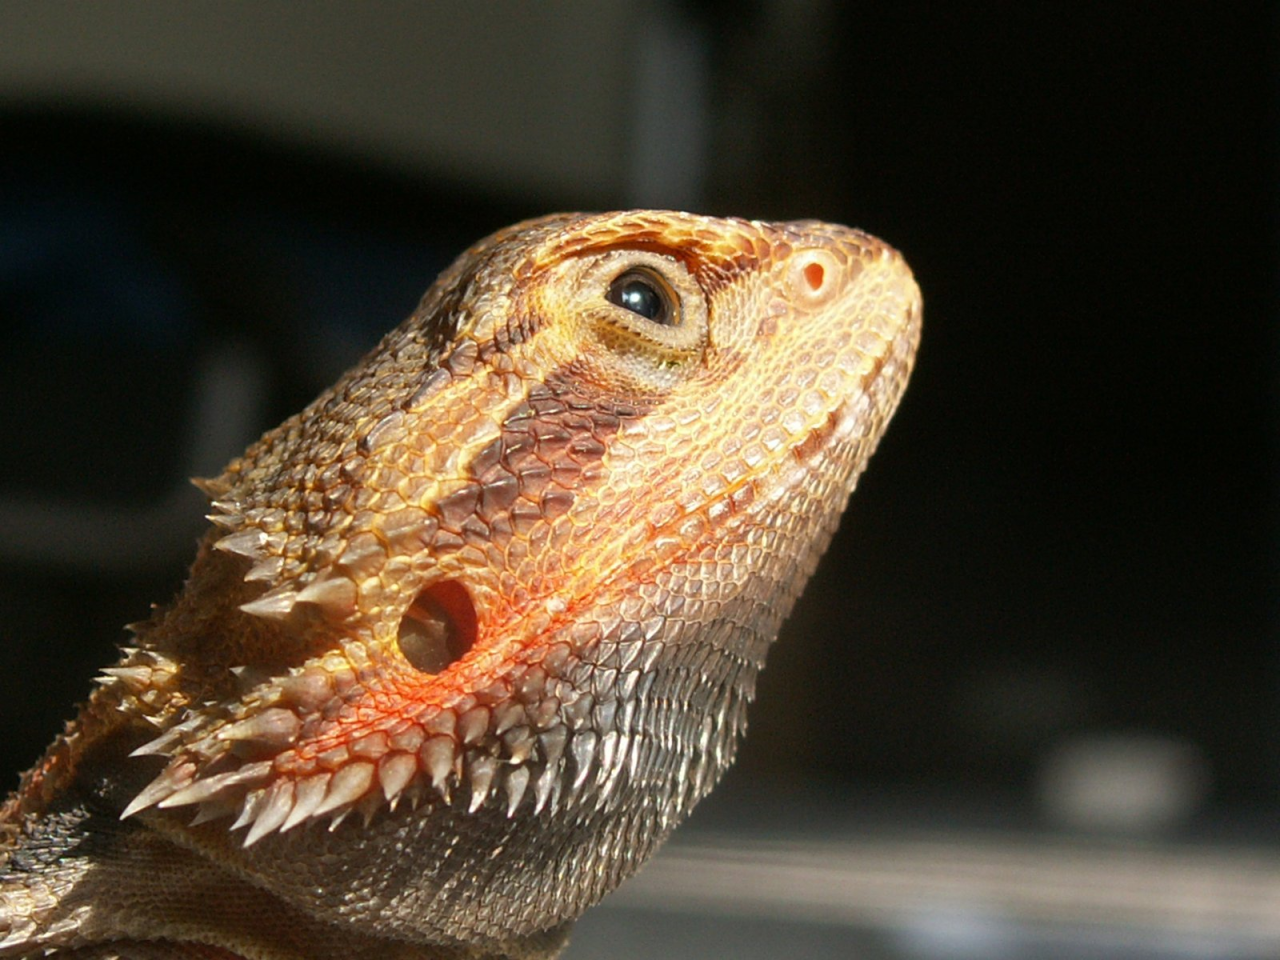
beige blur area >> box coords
[0,3,1273,959]
[0,0,700,209]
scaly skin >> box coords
[0,211,920,959]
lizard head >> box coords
[96,211,920,945]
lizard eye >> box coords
[545,246,708,394]
[606,269,679,326]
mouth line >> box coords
[791,402,848,466]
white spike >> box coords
[231,789,268,832]
[100,666,153,691]
[156,775,239,810]
[243,781,295,846]
[533,763,558,815]
[458,707,490,745]
[214,529,267,558]
[280,774,330,832]
[503,728,535,765]
[189,475,229,498]
[504,766,530,817]
[120,761,196,819]
[378,753,418,807]
[244,556,284,583]
[295,575,358,614]
[239,586,299,620]
[539,727,568,767]
[570,732,598,792]
[598,730,619,774]
[254,508,288,530]
[357,794,381,828]
[130,727,186,758]
[596,731,626,806]
[420,736,457,800]
[143,650,179,674]
[155,760,274,810]
[189,799,237,826]
[311,762,375,819]
[216,709,301,747]
[467,756,497,813]
[492,702,525,736]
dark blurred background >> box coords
[0,3,1273,957]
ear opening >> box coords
[397,580,478,673]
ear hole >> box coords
[803,261,825,292]
[397,580,477,673]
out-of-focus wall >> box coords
[0,0,704,207]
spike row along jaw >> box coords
[120,588,743,853]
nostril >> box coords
[792,250,841,304]
[398,580,477,673]
[803,261,825,292]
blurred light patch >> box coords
[1036,733,1211,835]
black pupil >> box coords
[608,272,672,325]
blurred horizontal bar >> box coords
[613,832,1280,945]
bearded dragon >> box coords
[0,210,921,959]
